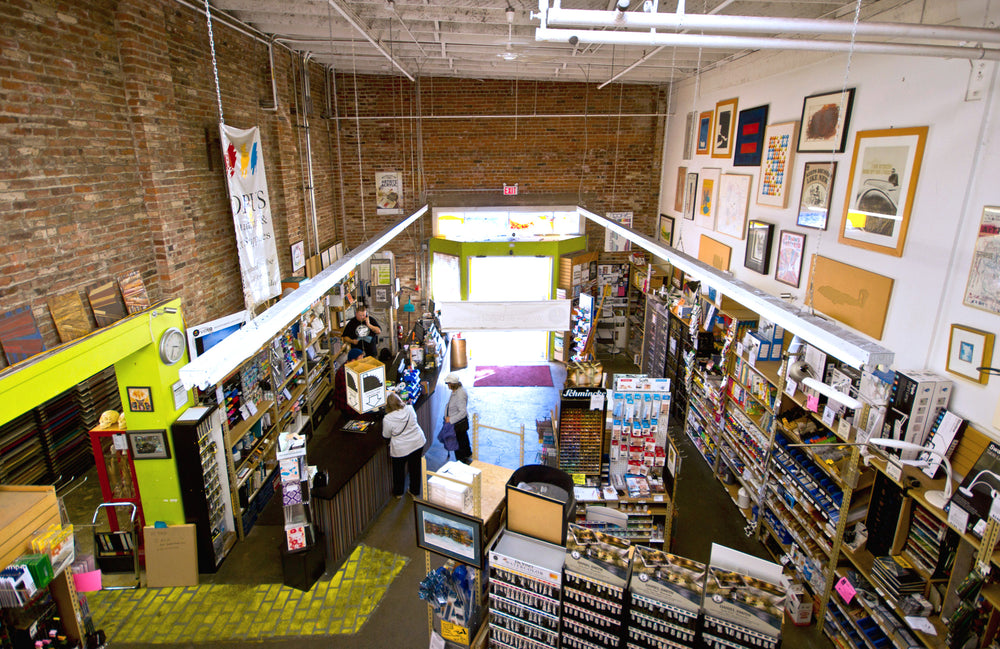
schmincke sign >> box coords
[562,387,606,399]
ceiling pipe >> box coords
[538,27,1000,61]
[540,6,1000,44]
[327,0,415,81]
[597,0,738,89]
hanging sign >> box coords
[375,171,403,215]
[220,124,281,307]
[605,211,633,252]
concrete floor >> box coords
[62,354,833,649]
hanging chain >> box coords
[203,0,225,124]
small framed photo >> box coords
[744,220,775,275]
[684,172,699,220]
[413,499,484,569]
[797,162,837,230]
[775,230,806,288]
[674,167,687,212]
[290,240,305,272]
[946,324,995,384]
[697,110,713,155]
[658,214,676,247]
[127,386,154,412]
[128,429,171,460]
[798,88,855,153]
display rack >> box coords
[558,387,607,476]
[487,530,565,649]
[562,523,632,648]
[628,546,705,649]
[595,262,629,355]
[170,404,237,572]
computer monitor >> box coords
[186,310,248,360]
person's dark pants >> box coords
[391,447,423,496]
[454,417,471,461]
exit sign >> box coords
[503,183,518,196]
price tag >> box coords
[806,394,820,412]
[822,406,836,427]
[948,504,970,533]
[590,392,605,410]
[835,576,856,603]
[886,460,903,482]
[246,401,258,416]
[440,621,468,644]
[112,433,128,451]
[653,494,664,502]
[784,379,797,398]
[239,405,251,421]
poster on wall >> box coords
[605,212,633,252]
[220,124,282,306]
[376,171,403,215]
[963,206,1000,315]
[757,121,798,208]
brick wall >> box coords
[0,0,665,369]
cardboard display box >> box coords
[506,465,575,546]
[345,357,386,413]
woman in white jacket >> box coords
[382,391,427,497]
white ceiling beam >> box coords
[326,0,415,80]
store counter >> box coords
[309,417,391,571]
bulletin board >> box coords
[806,255,894,340]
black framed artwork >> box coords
[744,220,775,275]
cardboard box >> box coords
[345,357,386,413]
[506,465,576,545]
[144,524,198,588]
[785,583,813,625]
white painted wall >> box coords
[657,0,1000,436]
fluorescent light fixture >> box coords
[179,206,427,390]
[577,207,894,369]
[801,377,861,410]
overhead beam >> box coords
[326,0,415,81]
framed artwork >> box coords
[797,162,837,230]
[321,249,331,269]
[964,206,1000,314]
[674,166,687,212]
[733,104,769,167]
[0,306,45,366]
[683,111,697,160]
[716,173,752,239]
[127,386,154,412]
[88,280,126,327]
[413,498,484,569]
[807,255,894,340]
[698,235,732,271]
[946,324,995,384]
[659,214,676,246]
[48,292,93,343]
[290,240,305,272]
[118,269,150,314]
[839,126,928,256]
[744,220,775,275]
[775,230,806,287]
[798,88,855,153]
[712,97,739,159]
[697,110,713,155]
[757,121,798,208]
[684,172,699,220]
[695,168,721,231]
[128,429,171,460]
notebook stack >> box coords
[871,556,924,602]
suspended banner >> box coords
[220,124,281,307]
[375,171,402,215]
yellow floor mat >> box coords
[87,544,408,643]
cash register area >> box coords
[60,357,830,649]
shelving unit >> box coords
[562,524,631,648]
[171,404,237,572]
[557,387,607,476]
[595,262,629,355]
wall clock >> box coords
[159,327,187,365]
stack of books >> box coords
[871,555,924,601]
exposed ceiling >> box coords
[205,0,997,86]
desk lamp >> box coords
[867,438,954,510]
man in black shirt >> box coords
[342,303,381,357]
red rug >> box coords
[473,365,554,388]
